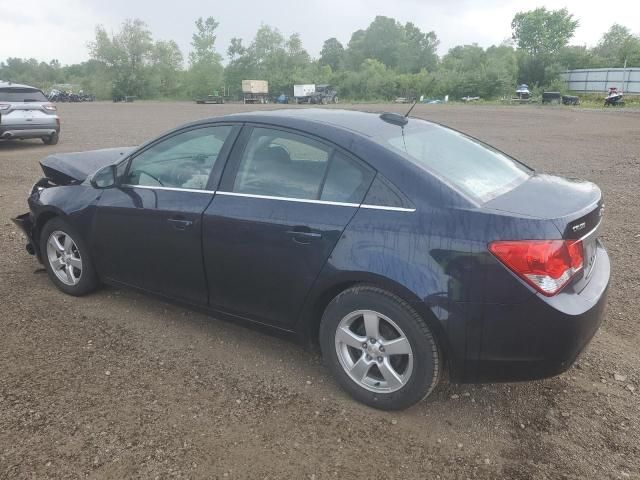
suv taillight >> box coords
[0,104,10,111]
[489,240,583,296]
[43,103,57,112]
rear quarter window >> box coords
[320,152,374,203]
[384,122,531,203]
[0,87,48,102]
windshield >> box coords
[0,87,48,102]
[383,121,531,202]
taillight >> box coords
[43,103,57,112]
[489,240,584,296]
[0,103,10,111]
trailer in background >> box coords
[294,84,338,104]
[242,80,269,104]
[294,84,316,103]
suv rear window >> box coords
[0,87,48,102]
[383,120,531,202]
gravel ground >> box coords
[1,102,638,480]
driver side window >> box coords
[126,126,232,190]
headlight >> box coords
[30,180,46,196]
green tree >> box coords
[89,19,154,98]
[397,22,438,73]
[286,33,310,69]
[187,16,224,97]
[151,40,184,97]
[343,17,438,73]
[227,37,246,61]
[319,38,345,71]
[593,24,640,67]
[557,45,601,70]
[345,29,367,70]
[511,8,578,86]
[511,8,578,56]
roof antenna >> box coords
[404,98,418,117]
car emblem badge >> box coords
[572,221,586,233]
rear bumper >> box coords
[1,125,59,140]
[12,212,38,257]
[451,241,610,383]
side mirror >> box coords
[90,164,117,189]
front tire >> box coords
[320,285,441,410]
[40,217,99,296]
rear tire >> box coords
[319,285,441,410]
[39,217,99,296]
[43,132,59,145]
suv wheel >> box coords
[40,217,99,296]
[42,132,59,145]
[320,285,441,410]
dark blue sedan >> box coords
[13,109,610,410]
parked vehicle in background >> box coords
[274,94,289,104]
[542,92,562,104]
[196,94,224,104]
[48,88,95,103]
[311,84,338,104]
[242,80,269,104]
[604,87,624,106]
[295,84,339,104]
[0,81,60,145]
[112,95,137,103]
[294,84,316,103]
[562,95,580,105]
[515,84,531,102]
[13,109,610,410]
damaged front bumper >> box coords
[12,212,37,257]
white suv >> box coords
[0,81,60,145]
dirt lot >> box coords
[1,102,638,479]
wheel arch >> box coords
[297,272,452,373]
[32,207,66,260]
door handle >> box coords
[286,227,322,244]
[167,218,193,230]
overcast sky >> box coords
[1,0,639,65]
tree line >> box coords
[1,9,639,101]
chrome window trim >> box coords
[360,204,416,213]
[121,184,216,194]
[216,191,360,208]
[216,191,416,212]
[117,185,415,212]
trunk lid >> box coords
[485,173,603,236]
[485,173,604,287]
[40,147,135,184]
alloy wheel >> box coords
[334,309,414,393]
[46,230,82,286]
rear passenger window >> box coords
[233,128,330,200]
[321,152,374,203]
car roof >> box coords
[0,81,41,90]
[221,108,418,138]
[167,108,473,209]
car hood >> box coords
[40,147,135,184]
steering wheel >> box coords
[131,169,164,186]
